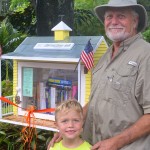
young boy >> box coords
[49,99,91,150]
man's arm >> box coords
[91,114,150,150]
[116,114,150,148]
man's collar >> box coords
[119,33,143,51]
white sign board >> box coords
[34,43,74,50]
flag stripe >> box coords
[81,52,93,70]
[81,40,94,70]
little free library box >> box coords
[0,21,108,131]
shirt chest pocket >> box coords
[112,64,138,92]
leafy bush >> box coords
[1,80,13,96]
[7,5,36,35]
[0,123,23,150]
[0,123,54,150]
[0,18,26,80]
[143,27,150,42]
[0,18,26,54]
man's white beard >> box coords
[106,28,131,42]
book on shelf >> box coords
[45,87,50,109]
[72,85,78,99]
[46,78,72,106]
[37,78,78,114]
[50,86,56,108]
[39,82,46,109]
[47,78,72,86]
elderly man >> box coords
[48,0,150,150]
[83,0,150,150]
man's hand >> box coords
[91,138,118,150]
[91,114,150,150]
[47,132,62,150]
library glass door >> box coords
[18,62,84,120]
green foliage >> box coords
[9,0,30,12]
[0,18,26,80]
[75,0,109,9]
[138,0,150,6]
[0,123,54,150]
[1,59,13,81]
[143,27,150,42]
[75,0,94,9]
[2,80,13,96]
[0,18,26,54]
[74,0,108,36]
[74,9,102,35]
[74,12,104,35]
[33,129,54,150]
[0,123,23,150]
[8,0,35,35]
[93,0,109,6]
[7,5,36,35]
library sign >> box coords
[34,43,75,50]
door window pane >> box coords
[22,67,78,111]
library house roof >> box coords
[2,36,103,62]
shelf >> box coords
[0,115,58,132]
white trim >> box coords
[80,65,86,106]
[18,62,77,70]
[18,110,55,121]
[1,56,80,63]
[75,62,85,106]
[51,21,72,31]
[0,118,59,132]
[78,62,81,102]
[34,43,74,50]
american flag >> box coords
[81,40,94,70]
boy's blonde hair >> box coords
[55,99,83,121]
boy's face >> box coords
[56,109,84,140]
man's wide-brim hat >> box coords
[94,0,148,32]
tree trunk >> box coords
[57,0,74,35]
[36,0,74,36]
